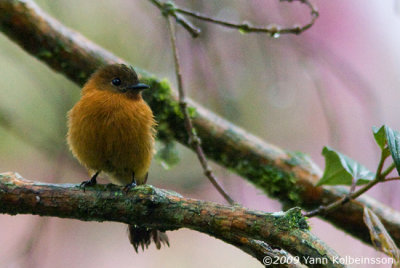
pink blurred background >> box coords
[1,0,400,267]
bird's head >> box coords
[83,64,150,99]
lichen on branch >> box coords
[0,172,345,267]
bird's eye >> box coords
[111,78,121,86]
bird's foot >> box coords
[80,171,99,192]
[123,181,137,193]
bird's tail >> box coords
[128,224,169,252]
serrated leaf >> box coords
[363,207,400,267]
[155,142,180,170]
[317,146,375,186]
[373,125,387,150]
[385,126,400,175]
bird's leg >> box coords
[123,172,137,192]
[80,171,100,191]
[143,172,148,184]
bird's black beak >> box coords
[126,83,150,91]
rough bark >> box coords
[0,172,344,267]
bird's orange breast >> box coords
[67,89,156,185]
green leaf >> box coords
[372,125,387,150]
[363,206,400,266]
[187,106,197,118]
[317,146,375,186]
[385,126,400,175]
[372,125,396,160]
[238,28,248,35]
[155,142,180,170]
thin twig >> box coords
[305,179,381,218]
[349,177,357,195]
[149,0,318,37]
[305,150,391,217]
[381,163,396,178]
[165,16,235,205]
[385,177,400,182]
[174,0,319,36]
[376,151,388,178]
[149,0,200,38]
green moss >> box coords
[114,191,123,197]
[187,106,198,119]
[89,198,110,220]
[142,78,183,143]
[124,198,136,211]
[274,207,309,231]
[136,184,156,196]
[56,39,72,53]
[173,210,185,223]
[229,158,301,205]
[139,77,191,171]
[37,50,53,59]
[79,71,87,80]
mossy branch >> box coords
[0,0,399,248]
[0,172,345,267]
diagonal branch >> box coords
[0,0,399,248]
[0,172,345,267]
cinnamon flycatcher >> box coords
[67,63,168,252]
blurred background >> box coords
[1,0,400,267]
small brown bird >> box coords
[67,63,169,252]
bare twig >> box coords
[173,0,318,36]
[148,0,201,38]
[381,163,396,178]
[305,150,392,217]
[305,179,381,218]
[385,177,400,182]
[165,15,235,205]
[148,0,318,37]
[0,173,346,267]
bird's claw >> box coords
[80,179,96,192]
[123,181,137,193]
[79,171,99,192]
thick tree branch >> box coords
[0,0,399,248]
[0,172,344,267]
